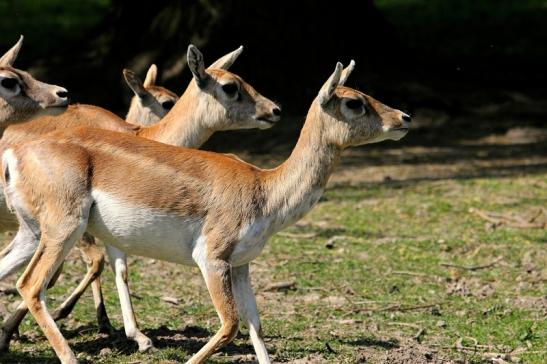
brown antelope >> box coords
[0,63,180,348]
[0,44,280,352]
[125,64,179,126]
[0,35,69,131]
[1,61,409,363]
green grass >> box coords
[0,173,545,363]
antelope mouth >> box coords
[256,118,278,125]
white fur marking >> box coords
[88,190,202,265]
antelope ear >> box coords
[0,35,24,67]
[318,62,343,106]
[339,60,355,86]
[143,64,157,88]
[187,45,209,87]
[207,45,243,70]
[123,69,149,98]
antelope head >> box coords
[124,64,179,126]
[0,36,69,127]
[314,61,410,148]
[181,45,281,131]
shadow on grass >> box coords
[65,324,256,358]
[0,351,59,364]
[342,336,400,350]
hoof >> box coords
[137,338,155,353]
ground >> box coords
[0,109,545,363]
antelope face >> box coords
[317,62,410,148]
[124,65,179,126]
[146,86,178,116]
[0,67,69,126]
[0,36,68,126]
[206,69,281,130]
[186,45,281,131]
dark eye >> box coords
[1,78,17,90]
[222,83,238,95]
[161,100,175,110]
[346,99,363,110]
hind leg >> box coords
[0,222,39,281]
[51,233,113,333]
[17,213,89,364]
[0,261,63,352]
[0,222,40,351]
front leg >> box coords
[233,263,270,363]
[105,244,154,352]
[188,257,239,364]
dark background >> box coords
[1,0,546,154]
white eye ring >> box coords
[342,98,366,117]
[220,83,240,100]
[0,77,20,95]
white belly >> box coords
[88,190,201,265]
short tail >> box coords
[1,148,18,212]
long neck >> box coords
[263,101,341,220]
[137,84,214,148]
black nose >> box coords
[402,114,411,122]
[57,90,69,99]
[272,107,281,116]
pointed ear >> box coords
[0,35,24,67]
[207,45,243,70]
[123,69,148,98]
[339,60,355,86]
[143,64,157,88]
[187,45,209,87]
[318,62,343,106]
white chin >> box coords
[257,121,274,130]
[389,129,409,141]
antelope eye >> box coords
[161,100,175,110]
[222,83,238,95]
[1,78,17,90]
[345,99,363,110]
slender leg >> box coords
[0,301,26,352]
[188,257,239,364]
[0,221,41,351]
[51,233,113,333]
[105,244,153,351]
[17,218,87,364]
[0,261,64,351]
[232,263,270,363]
[0,241,13,258]
[0,224,39,281]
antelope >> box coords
[1,61,410,363]
[0,64,179,347]
[0,35,69,131]
[125,64,179,126]
[0,43,280,352]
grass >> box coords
[0,169,544,363]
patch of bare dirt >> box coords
[510,296,547,313]
[377,344,438,364]
[446,277,496,299]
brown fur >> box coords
[0,46,282,356]
[4,62,410,363]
